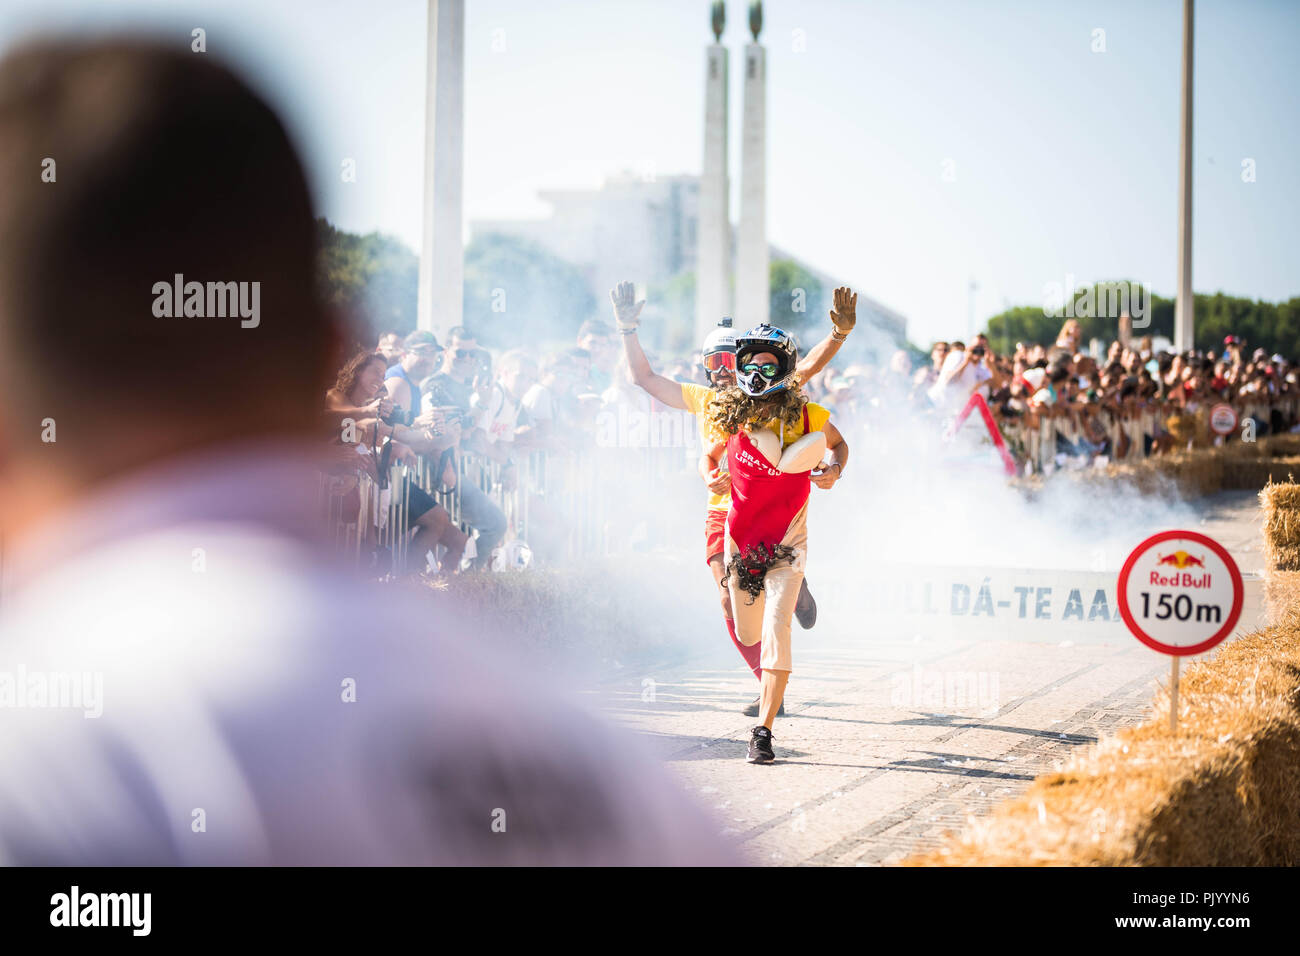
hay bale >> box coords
[1265,545,1300,573]
[1260,479,1300,570]
[1264,570,1300,627]
[905,626,1300,866]
[1264,433,1300,457]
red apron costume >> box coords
[724,406,813,674]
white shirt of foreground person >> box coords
[0,444,735,866]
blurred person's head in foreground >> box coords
[0,37,333,535]
[0,38,734,867]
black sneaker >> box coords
[747,726,775,764]
[795,578,817,629]
[741,696,785,718]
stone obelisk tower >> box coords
[695,2,731,345]
[418,0,465,337]
[735,1,768,328]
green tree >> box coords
[984,281,1300,357]
[315,218,418,343]
[768,259,825,347]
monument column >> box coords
[735,2,768,328]
[695,1,731,344]
[418,0,465,337]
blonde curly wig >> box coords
[705,381,807,438]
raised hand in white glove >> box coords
[609,280,645,332]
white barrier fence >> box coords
[317,440,698,573]
[998,396,1297,474]
[318,395,1298,571]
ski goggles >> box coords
[703,351,736,372]
[740,362,780,378]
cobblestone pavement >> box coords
[593,490,1266,866]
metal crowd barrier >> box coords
[317,438,696,573]
[316,395,1299,571]
[997,396,1297,474]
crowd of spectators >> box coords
[321,321,639,575]
[800,317,1300,468]
[322,313,1300,574]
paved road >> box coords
[593,490,1266,866]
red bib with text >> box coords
[726,406,812,553]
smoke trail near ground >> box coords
[801,394,1201,646]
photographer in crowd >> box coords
[325,350,467,574]
[424,327,509,567]
[383,329,442,422]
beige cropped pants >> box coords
[726,501,808,673]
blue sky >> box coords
[1,0,1295,345]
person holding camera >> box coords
[383,329,442,424]
[326,350,468,574]
[425,330,509,568]
[927,339,993,412]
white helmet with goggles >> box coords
[701,316,737,375]
[735,324,798,398]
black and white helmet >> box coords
[735,324,798,398]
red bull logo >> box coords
[1151,549,1212,587]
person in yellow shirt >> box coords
[610,281,856,715]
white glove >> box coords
[609,280,645,332]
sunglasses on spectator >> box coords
[741,362,780,377]
[704,352,736,371]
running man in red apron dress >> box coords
[702,324,849,763]
[610,282,857,717]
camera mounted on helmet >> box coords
[701,316,737,380]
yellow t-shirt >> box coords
[680,383,831,511]
[754,401,831,449]
[681,383,730,511]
